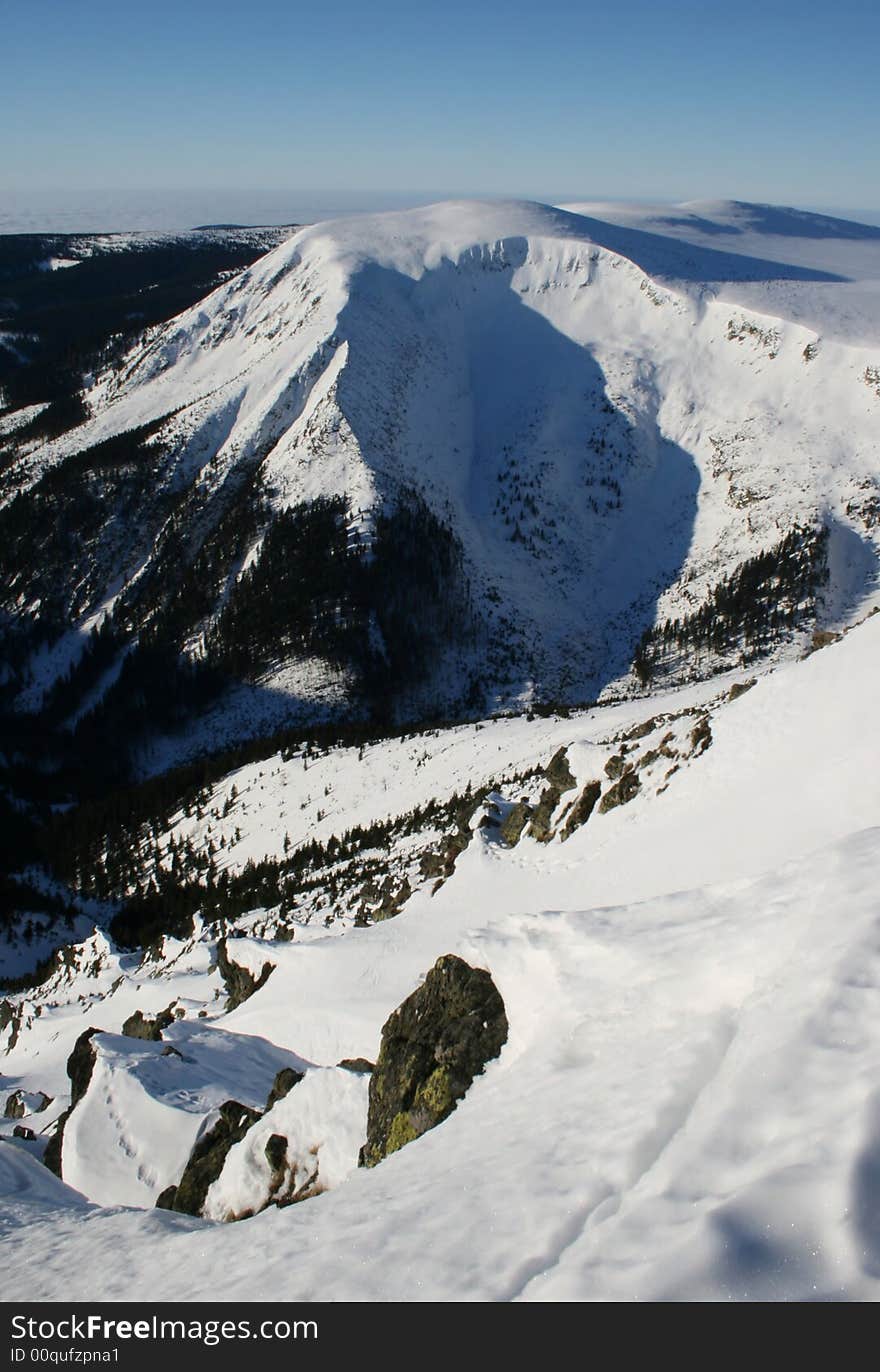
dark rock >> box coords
[155,1185,178,1210]
[543,747,576,792]
[527,786,560,842]
[265,1066,304,1112]
[499,800,531,847]
[122,1004,176,1041]
[164,1100,262,1216]
[337,1058,375,1074]
[216,938,275,1011]
[625,717,657,740]
[560,780,602,840]
[360,954,508,1169]
[604,752,627,779]
[728,678,756,702]
[264,1133,288,1173]
[5,1088,53,1118]
[598,770,641,813]
[690,716,713,755]
[43,1027,103,1178]
[13,1125,36,1141]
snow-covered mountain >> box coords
[3,199,878,761]
[1,198,880,1303]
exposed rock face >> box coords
[544,746,576,792]
[527,746,578,842]
[43,1027,102,1177]
[360,954,508,1169]
[499,801,531,847]
[158,1101,262,1216]
[728,678,756,702]
[13,1125,36,1141]
[265,1066,303,1112]
[216,938,275,1011]
[527,787,559,842]
[690,716,713,756]
[598,769,641,813]
[560,780,603,840]
[4,1089,52,1119]
[122,1004,176,1041]
[337,1058,375,1075]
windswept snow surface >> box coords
[2,615,880,1301]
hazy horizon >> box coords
[2,187,880,237]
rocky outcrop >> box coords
[360,954,508,1169]
[499,800,531,847]
[544,746,576,792]
[122,1004,176,1041]
[156,1101,262,1215]
[728,678,756,702]
[598,769,641,813]
[337,1058,374,1075]
[4,1089,52,1119]
[265,1066,303,1112]
[43,1027,103,1178]
[690,716,713,756]
[216,938,275,1011]
[526,746,578,842]
[560,780,602,840]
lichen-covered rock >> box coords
[162,1100,262,1216]
[598,769,641,813]
[360,954,508,1169]
[43,1027,103,1178]
[560,780,602,840]
[122,1004,176,1041]
[216,938,275,1011]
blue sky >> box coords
[2,0,878,211]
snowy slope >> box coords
[2,613,879,1301]
[6,200,878,726]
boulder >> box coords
[360,954,508,1169]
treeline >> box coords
[633,523,829,684]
